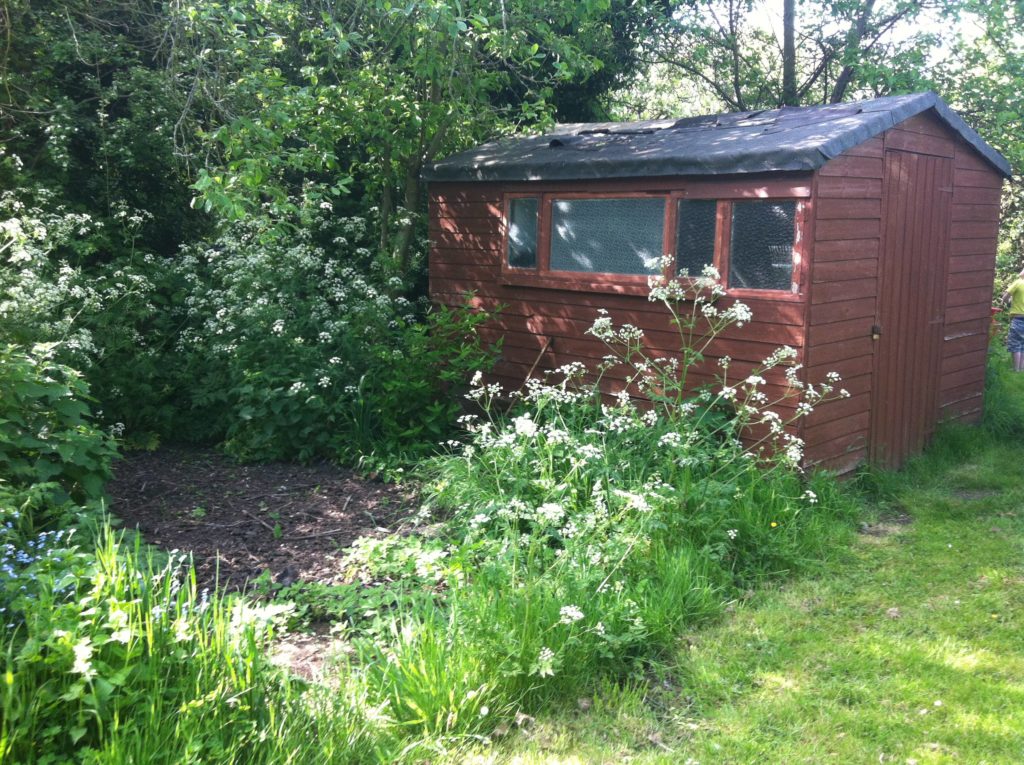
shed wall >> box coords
[428,180,808,410]
[802,111,1002,473]
[429,113,1002,473]
[943,139,1003,422]
[801,136,885,473]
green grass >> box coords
[11,351,1024,763]
[3,309,865,762]
[463,379,1024,763]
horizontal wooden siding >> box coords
[944,138,1002,422]
[802,136,884,473]
[429,179,809,410]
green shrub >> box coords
[0,344,117,506]
[2,192,498,463]
[0,191,187,442]
[169,213,498,462]
[0,527,397,765]
[330,269,859,730]
[0,269,862,763]
[0,338,388,763]
[413,367,852,707]
[982,349,1024,438]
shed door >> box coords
[870,149,953,469]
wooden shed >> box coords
[424,92,1011,472]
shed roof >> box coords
[424,91,1012,183]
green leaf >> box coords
[60,683,85,702]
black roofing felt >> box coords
[423,92,1012,183]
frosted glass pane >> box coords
[550,198,664,275]
[729,201,796,291]
[507,197,538,269]
[676,199,717,277]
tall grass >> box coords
[413,374,856,710]
[4,274,864,762]
[377,278,861,727]
[981,350,1024,438]
[0,525,402,764]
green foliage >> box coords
[170,0,643,275]
[0,193,187,440]
[166,211,498,461]
[930,0,1023,282]
[1,178,498,461]
[0,526,394,765]
[310,276,859,734]
[0,1,207,257]
[475,419,1024,765]
[0,345,117,505]
[0,191,126,361]
[418,361,851,693]
[981,349,1024,439]
[0,341,381,764]
[0,0,641,466]
[625,0,945,115]
[0,260,860,764]
[255,575,439,636]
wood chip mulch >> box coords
[106,446,417,591]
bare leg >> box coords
[1015,351,1024,372]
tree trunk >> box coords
[830,0,877,103]
[782,0,797,105]
[392,163,421,281]
[728,0,746,110]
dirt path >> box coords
[107,447,417,591]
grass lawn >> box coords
[10,351,1023,764]
[465,387,1024,763]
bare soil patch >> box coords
[107,446,417,591]
[859,510,913,540]
[952,489,1000,501]
[271,625,347,683]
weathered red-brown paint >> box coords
[428,110,1003,474]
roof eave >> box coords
[422,92,1014,183]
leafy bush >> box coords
[0,191,118,363]
[169,212,497,461]
[982,349,1024,438]
[310,271,859,733]
[407,364,851,709]
[0,191,187,441]
[0,348,386,763]
[0,527,398,765]
[0,344,117,506]
[0,337,375,764]
[3,188,497,462]
[0,268,861,763]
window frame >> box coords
[505,193,543,271]
[499,178,811,301]
[502,191,673,295]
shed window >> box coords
[675,199,718,277]
[499,189,803,297]
[729,201,797,291]
[550,198,665,275]
[507,197,539,269]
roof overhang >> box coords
[424,92,1012,183]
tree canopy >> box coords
[1,0,1022,450]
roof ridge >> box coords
[424,91,1011,182]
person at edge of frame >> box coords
[1001,267,1024,372]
